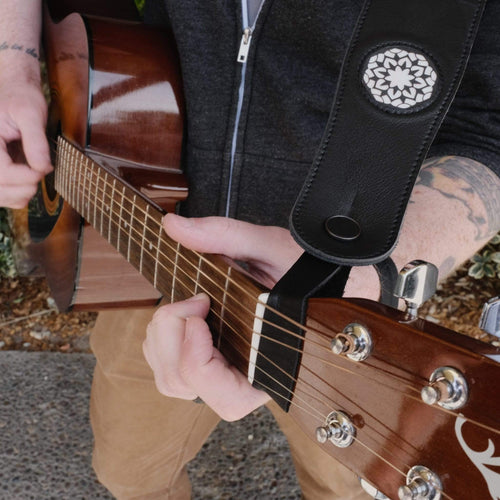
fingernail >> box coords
[165,213,194,228]
[186,292,208,302]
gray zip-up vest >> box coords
[146,0,500,228]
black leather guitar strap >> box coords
[290,0,486,266]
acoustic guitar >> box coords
[26,1,500,499]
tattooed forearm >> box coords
[416,156,500,241]
[0,41,40,60]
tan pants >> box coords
[89,308,371,500]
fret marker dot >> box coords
[149,242,153,251]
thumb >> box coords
[162,214,302,270]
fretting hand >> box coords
[143,214,303,421]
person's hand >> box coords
[0,79,52,208]
[143,214,303,421]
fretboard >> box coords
[54,137,267,372]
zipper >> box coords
[237,27,253,64]
[225,0,264,217]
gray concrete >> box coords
[0,352,300,499]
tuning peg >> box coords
[398,466,442,500]
[479,296,500,338]
[393,260,438,321]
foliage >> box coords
[135,0,146,16]
[468,233,500,280]
[0,208,16,277]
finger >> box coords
[144,316,197,399]
[180,316,270,421]
[143,294,210,399]
[0,153,45,186]
[163,214,302,269]
[0,183,39,209]
[16,106,52,174]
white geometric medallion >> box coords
[362,46,438,111]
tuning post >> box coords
[331,323,372,361]
[315,410,355,448]
[421,366,468,410]
[394,260,438,321]
[398,466,442,500]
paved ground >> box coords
[0,351,300,500]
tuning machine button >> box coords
[331,323,372,361]
[479,296,500,338]
[394,261,438,321]
[398,466,442,500]
[315,410,355,448]
[421,366,468,410]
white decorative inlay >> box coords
[362,47,437,110]
[455,415,500,499]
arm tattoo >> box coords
[0,41,40,60]
[416,156,500,241]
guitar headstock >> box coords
[291,297,500,499]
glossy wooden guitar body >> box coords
[30,0,186,310]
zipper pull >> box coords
[237,27,253,63]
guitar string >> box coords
[297,363,421,460]
[52,141,500,438]
[59,156,429,400]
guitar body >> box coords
[28,0,186,310]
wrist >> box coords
[344,265,381,301]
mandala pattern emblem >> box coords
[362,47,438,111]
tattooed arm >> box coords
[0,0,52,209]
[339,156,500,299]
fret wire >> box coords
[218,266,232,351]
[171,241,181,303]
[101,172,107,236]
[92,162,98,227]
[140,204,150,274]
[128,194,136,263]
[71,146,77,205]
[68,146,76,205]
[194,254,202,294]
[117,185,126,253]
[107,178,116,243]
[154,221,162,289]
[83,156,90,217]
[76,148,82,211]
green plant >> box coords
[135,0,146,16]
[0,208,16,277]
[468,233,500,280]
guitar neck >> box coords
[54,136,267,372]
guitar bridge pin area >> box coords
[330,323,372,361]
[420,366,468,410]
[315,410,356,448]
